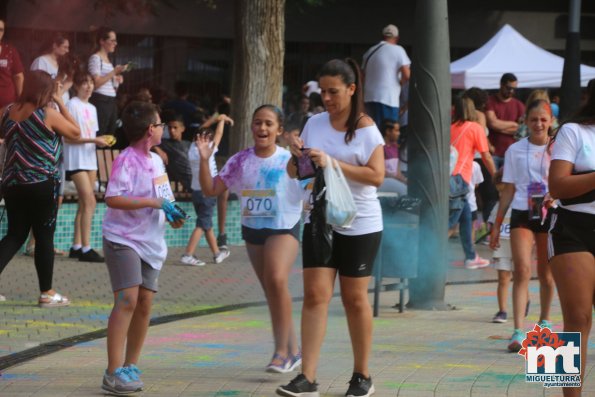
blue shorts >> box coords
[365,102,399,128]
[192,190,216,230]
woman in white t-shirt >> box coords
[64,72,110,262]
[548,87,595,397]
[30,32,71,103]
[490,99,556,353]
[197,105,303,375]
[279,58,384,397]
[88,26,127,135]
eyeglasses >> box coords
[151,122,166,128]
[504,85,516,92]
[106,39,118,44]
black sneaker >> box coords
[69,247,82,259]
[79,249,104,263]
[276,374,319,397]
[345,373,375,397]
[217,233,228,250]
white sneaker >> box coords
[214,249,230,264]
[180,254,206,266]
[464,254,490,269]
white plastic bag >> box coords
[323,155,357,228]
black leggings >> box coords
[90,92,118,135]
[0,180,59,291]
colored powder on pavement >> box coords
[472,290,496,296]
[191,362,217,367]
[449,372,517,383]
[178,333,211,339]
[0,373,39,380]
[385,382,428,389]
[192,343,228,349]
[444,363,480,369]
[216,391,241,396]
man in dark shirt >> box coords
[486,73,526,169]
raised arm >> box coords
[196,134,228,197]
[45,97,80,140]
[212,114,234,147]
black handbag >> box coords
[310,167,332,265]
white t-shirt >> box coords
[30,55,70,103]
[502,138,551,211]
[551,123,595,214]
[103,149,167,270]
[300,112,385,235]
[362,42,411,108]
[64,97,98,171]
[466,161,484,212]
[188,142,218,191]
[31,55,58,78]
[218,146,302,230]
[88,54,117,97]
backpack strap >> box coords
[362,42,386,71]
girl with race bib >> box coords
[490,99,556,352]
[197,105,303,374]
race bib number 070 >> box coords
[241,189,277,218]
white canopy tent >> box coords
[450,24,595,89]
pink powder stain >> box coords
[450,260,465,268]
[472,291,497,297]
[145,333,210,345]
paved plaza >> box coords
[0,242,592,396]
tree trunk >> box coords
[229,0,285,154]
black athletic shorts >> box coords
[302,223,381,277]
[241,223,300,246]
[510,209,551,233]
[548,207,595,259]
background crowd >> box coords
[0,19,594,397]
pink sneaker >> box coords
[464,254,490,269]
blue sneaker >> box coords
[101,367,142,395]
[538,320,553,329]
[266,353,290,374]
[508,329,524,352]
[124,364,143,389]
[287,351,302,372]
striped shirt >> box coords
[1,105,62,187]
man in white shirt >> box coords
[362,24,411,128]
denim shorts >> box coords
[192,190,216,230]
